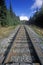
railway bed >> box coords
[0,25,42,65]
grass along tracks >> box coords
[0,26,16,39]
[29,25,43,38]
[1,25,41,65]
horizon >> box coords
[5,0,43,20]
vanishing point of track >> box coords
[1,25,42,65]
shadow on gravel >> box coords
[2,27,20,65]
[24,26,41,65]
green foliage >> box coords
[6,10,20,26]
[0,0,7,26]
[0,0,20,27]
[29,6,43,27]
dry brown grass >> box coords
[30,25,43,37]
[0,26,16,38]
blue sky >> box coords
[5,0,43,20]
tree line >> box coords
[29,5,43,28]
[0,0,20,27]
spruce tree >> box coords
[0,0,7,26]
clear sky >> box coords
[5,0,43,20]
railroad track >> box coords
[1,25,41,65]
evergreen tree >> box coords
[10,0,13,17]
[29,2,43,28]
[0,0,7,26]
